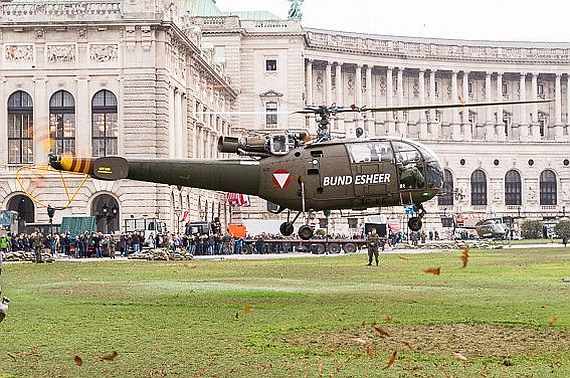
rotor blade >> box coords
[361,99,553,113]
[195,111,295,115]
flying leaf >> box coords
[7,353,16,361]
[382,314,393,322]
[423,267,441,275]
[397,255,410,260]
[403,341,416,351]
[235,312,239,320]
[366,344,375,358]
[452,352,467,364]
[385,351,397,369]
[548,316,558,327]
[458,95,466,105]
[279,272,284,279]
[100,351,118,361]
[371,322,390,337]
[244,305,253,314]
[460,248,470,268]
[74,356,83,367]
[361,320,366,327]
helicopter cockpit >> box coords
[347,139,443,191]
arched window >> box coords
[8,91,34,164]
[505,170,522,205]
[540,170,557,205]
[49,90,75,155]
[471,170,487,205]
[438,169,454,206]
[92,90,118,157]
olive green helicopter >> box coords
[49,99,551,240]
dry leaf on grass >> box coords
[452,352,467,364]
[74,356,83,367]
[403,341,416,351]
[548,316,558,327]
[371,322,390,337]
[7,353,16,361]
[382,314,393,322]
[460,248,470,268]
[100,351,118,361]
[185,263,198,269]
[385,351,397,369]
[244,305,253,314]
[352,337,367,345]
[397,255,410,260]
[423,267,441,275]
[58,272,66,279]
[366,344,375,358]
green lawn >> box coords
[1,248,570,377]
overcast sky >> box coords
[215,0,570,42]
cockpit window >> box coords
[348,142,393,163]
[392,141,422,164]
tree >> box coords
[521,220,543,239]
[554,221,570,238]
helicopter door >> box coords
[347,141,396,205]
[391,141,426,204]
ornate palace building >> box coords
[1,0,569,236]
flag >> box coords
[180,211,189,223]
[226,193,251,207]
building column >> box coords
[496,72,505,141]
[168,86,176,158]
[519,72,528,140]
[365,65,373,136]
[396,67,405,136]
[325,61,332,105]
[34,77,48,165]
[305,59,313,106]
[555,73,563,140]
[0,77,7,167]
[531,73,540,140]
[462,71,471,141]
[429,69,438,139]
[418,69,427,139]
[76,77,91,157]
[355,64,363,106]
[177,91,184,158]
[386,67,396,135]
[484,72,494,141]
[566,74,570,140]
[451,70,461,140]
[335,62,344,132]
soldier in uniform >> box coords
[366,228,381,266]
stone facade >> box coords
[0,0,236,232]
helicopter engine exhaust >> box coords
[217,136,268,155]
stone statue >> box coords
[287,0,304,20]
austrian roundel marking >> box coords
[272,169,291,189]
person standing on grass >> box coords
[366,228,381,267]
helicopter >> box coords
[49,98,551,240]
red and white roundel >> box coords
[272,169,291,189]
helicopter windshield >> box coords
[348,142,393,163]
[392,141,425,189]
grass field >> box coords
[1,247,570,377]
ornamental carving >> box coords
[315,71,323,91]
[47,45,75,63]
[90,44,118,63]
[378,80,386,95]
[413,82,419,97]
[5,45,33,64]
[347,73,354,94]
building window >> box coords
[92,90,118,157]
[537,83,544,98]
[540,170,557,205]
[502,83,508,97]
[438,169,454,206]
[505,170,522,205]
[538,112,548,137]
[471,169,487,205]
[49,90,75,155]
[265,59,277,72]
[468,82,473,96]
[267,201,279,212]
[266,102,278,126]
[7,91,33,164]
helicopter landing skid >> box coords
[408,204,426,232]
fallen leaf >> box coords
[235,312,239,320]
[366,344,375,358]
[403,341,416,351]
[279,272,284,279]
[58,272,67,279]
[452,352,467,364]
[385,351,397,369]
[361,320,366,327]
[502,359,514,367]
[100,351,118,361]
[548,316,558,327]
[382,314,393,322]
[185,263,198,269]
[371,322,390,337]
[244,305,253,314]
[423,267,441,275]
[74,356,83,367]
[397,255,410,260]
[460,248,469,268]
[7,353,16,361]
[352,337,367,345]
